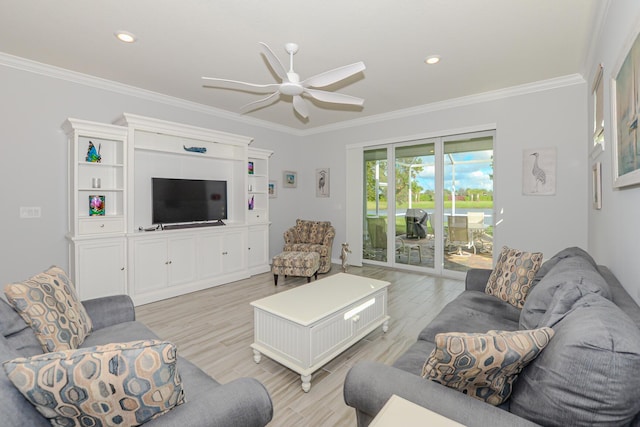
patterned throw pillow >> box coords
[485,246,543,308]
[422,328,554,406]
[4,266,93,352]
[3,340,185,427]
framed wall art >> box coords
[316,168,330,197]
[283,171,297,188]
[612,26,640,187]
[592,162,602,210]
[591,63,605,159]
[522,147,556,196]
[268,180,277,198]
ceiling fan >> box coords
[202,42,366,119]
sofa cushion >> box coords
[422,328,554,406]
[485,246,543,308]
[4,266,93,352]
[295,219,330,244]
[419,291,521,343]
[3,340,185,427]
[511,293,640,426]
[519,256,611,330]
[532,246,597,287]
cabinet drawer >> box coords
[248,209,267,223]
[79,217,124,235]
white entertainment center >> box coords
[64,114,272,305]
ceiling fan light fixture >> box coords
[425,55,441,65]
[115,31,137,43]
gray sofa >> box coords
[0,294,273,427]
[344,247,640,426]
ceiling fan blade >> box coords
[259,42,288,82]
[304,88,364,106]
[202,77,279,93]
[238,92,280,113]
[302,62,366,88]
[292,95,309,119]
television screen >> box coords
[152,178,227,224]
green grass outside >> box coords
[367,200,493,210]
[366,200,494,236]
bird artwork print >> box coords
[530,152,546,193]
[317,169,328,197]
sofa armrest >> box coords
[148,377,273,427]
[344,361,539,427]
[465,268,493,292]
[82,295,135,331]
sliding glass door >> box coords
[394,142,435,269]
[362,131,494,276]
[363,148,389,262]
[442,134,494,273]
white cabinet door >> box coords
[248,225,269,274]
[197,233,224,280]
[167,235,197,287]
[75,238,126,300]
[222,229,248,274]
[132,237,168,295]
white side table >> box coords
[370,395,465,427]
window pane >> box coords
[363,148,388,262]
[395,143,434,268]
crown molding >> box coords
[301,74,586,136]
[0,52,301,136]
[1,52,584,138]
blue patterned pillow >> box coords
[4,266,92,352]
[422,328,554,405]
[3,340,185,426]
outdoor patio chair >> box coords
[447,215,476,256]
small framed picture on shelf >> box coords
[248,161,254,175]
[89,195,105,216]
[86,141,101,163]
[269,180,277,198]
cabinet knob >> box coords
[222,251,228,255]
[100,224,105,228]
[121,267,125,271]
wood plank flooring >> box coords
[136,265,465,427]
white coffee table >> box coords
[250,273,390,392]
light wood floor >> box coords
[136,265,465,427]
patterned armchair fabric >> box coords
[283,219,335,273]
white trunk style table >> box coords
[250,273,390,392]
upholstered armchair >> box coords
[283,219,335,273]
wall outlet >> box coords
[20,207,41,218]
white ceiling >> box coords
[0,0,602,130]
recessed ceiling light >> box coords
[115,31,137,43]
[425,55,441,65]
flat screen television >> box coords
[152,178,227,225]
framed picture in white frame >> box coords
[612,25,640,187]
[268,180,277,198]
[316,168,329,197]
[283,171,297,188]
[592,162,602,210]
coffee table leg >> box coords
[301,374,312,392]
[382,320,389,333]
[253,349,262,363]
